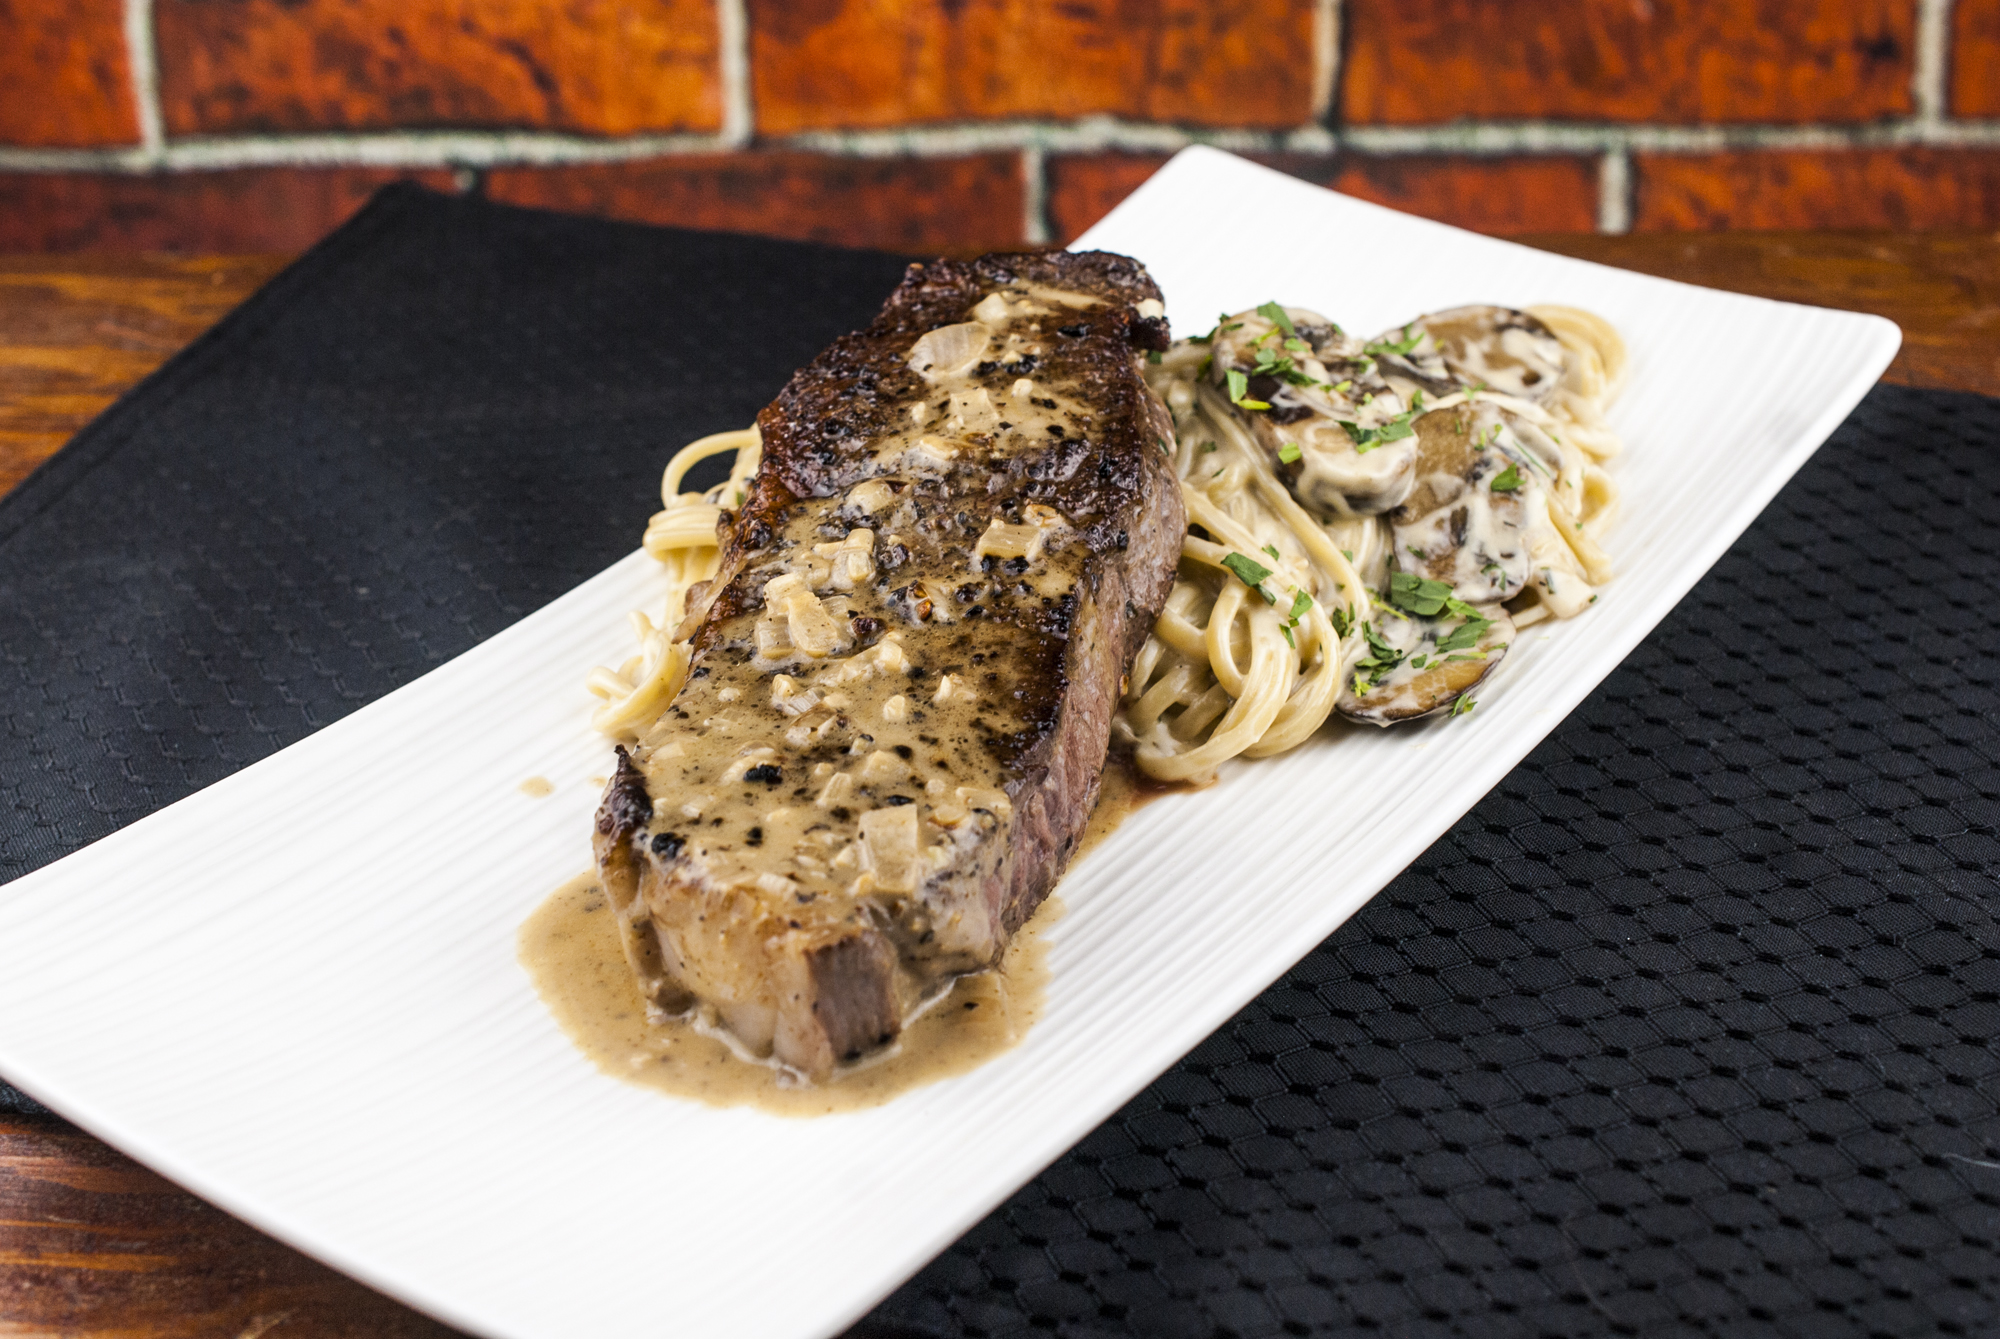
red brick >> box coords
[1046,154,1172,244]
[1952,0,2000,115]
[487,153,1027,253]
[155,0,721,136]
[0,169,461,252]
[1048,152,1599,243]
[748,0,1318,135]
[1634,149,2000,230]
[0,0,139,147]
[1342,0,1916,125]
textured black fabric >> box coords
[4,187,1997,1336]
[857,386,2000,1339]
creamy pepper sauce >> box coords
[520,751,1174,1115]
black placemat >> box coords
[4,188,1997,1338]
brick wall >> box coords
[3,0,1998,254]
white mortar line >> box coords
[1914,0,1953,124]
[6,116,2000,176]
[715,0,754,148]
[121,0,165,163]
[1020,144,1049,245]
[1596,147,1632,234]
[1311,0,1341,123]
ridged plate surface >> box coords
[0,148,1899,1339]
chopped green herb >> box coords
[1351,621,1407,692]
[1341,549,1354,562]
[1226,369,1270,412]
[1363,325,1423,358]
[1388,571,1454,617]
[1452,695,1477,718]
[1255,301,1297,336]
[1283,337,1310,352]
[1489,462,1523,493]
[1330,604,1353,638]
[1338,407,1419,453]
[1278,441,1302,463]
[1198,440,1218,455]
[1280,587,1314,648]
[1220,552,1277,603]
[1262,543,1281,560]
[1146,350,1163,364]
[1433,619,1489,654]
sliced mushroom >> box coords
[1338,600,1514,725]
[1390,403,1539,603]
[1409,305,1567,404]
[1390,401,1601,620]
[1206,305,1423,518]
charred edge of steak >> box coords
[598,745,652,842]
[591,748,696,1016]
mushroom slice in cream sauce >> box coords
[1407,305,1567,405]
[1205,305,1425,518]
[1339,599,1514,725]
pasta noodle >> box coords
[590,303,1629,790]
[585,427,759,738]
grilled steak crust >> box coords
[593,251,1181,1080]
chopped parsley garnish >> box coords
[1452,695,1477,718]
[1191,314,1243,346]
[1351,621,1406,692]
[1255,301,1298,336]
[1338,403,1421,453]
[1226,368,1269,412]
[1330,604,1353,638]
[1388,571,1454,617]
[1432,618,1489,654]
[1489,462,1523,492]
[1198,440,1218,454]
[1146,349,1163,364]
[1220,552,1277,603]
[1279,586,1314,647]
[1278,441,1302,463]
[1363,326,1423,358]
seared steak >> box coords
[593,252,1182,1081]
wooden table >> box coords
[1,232,1995,1337]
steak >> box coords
[593,251,1182,1081]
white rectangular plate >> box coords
[0,147,1898,1339]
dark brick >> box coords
[0,169,462,252]
[1341,0,1917,124]
[1952,0,2000,116]
[748,0,1319,135]
[487,152,1027,253]
[0,0,139,147]
[1048,151,1600,243]
[1635,149,2000,230]
[155,0,722,136]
